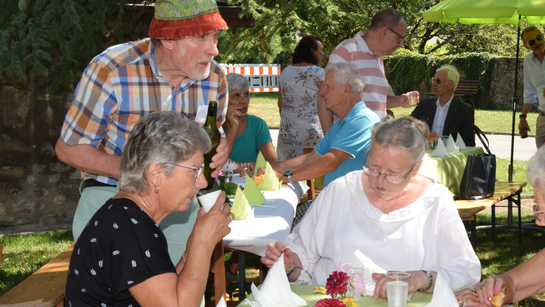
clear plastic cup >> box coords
[386,271,410,307]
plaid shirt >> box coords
[61,38,228,185]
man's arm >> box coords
[55,137,122,179]
[272,149,351,184]
[519,103,533,135]
[461,104,476,147]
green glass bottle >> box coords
[202,101,221,190]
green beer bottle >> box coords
[202,101,221,190]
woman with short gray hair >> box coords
[263,116,480,299]
[66,111,234,307]
[224,73,277,173]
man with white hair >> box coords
[272,62,380,188]
[411,64,475,146]
[55,0,230,264]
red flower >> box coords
[326,271,349,298]
[315,298,346,307]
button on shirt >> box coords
[432,95,454,137]
[523,51,545,111]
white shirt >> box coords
[432,95,454,137]
[523,51,545,111]
[285,171,481,292]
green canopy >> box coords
[423,0,545,24]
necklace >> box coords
[136,195,150,209]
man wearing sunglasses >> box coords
[327,8,418,120]
[410,64,475,146]
[519,25,545,148]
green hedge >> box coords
[384,52,497,108]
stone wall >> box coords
[0,57,531,229]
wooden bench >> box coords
[0,244,73,307]
[423,79,479,103]
[455,181,528,248]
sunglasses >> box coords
[432,78,443,84]
[534,205,545,221]
[529,34,543,46]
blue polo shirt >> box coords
[315,101,380,187]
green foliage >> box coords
[0,0,150,94]
[385,51,497,107]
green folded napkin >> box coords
[244,174,266,205]
[253,152,267,177]
[231,186,254,220]
[258,161,282,191]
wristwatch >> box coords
[283,170,293,184]
[520,114,527,119]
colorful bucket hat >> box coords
[149,0,228,39]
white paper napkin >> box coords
[425,271,459,307]
[245,253,307,307]
[445,134,459,154]
[430,138,448,157]
[456,133,467,150]
[216,295,227,307]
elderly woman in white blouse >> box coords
[262,116,480,299]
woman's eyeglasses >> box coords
[164,163,204,182]
[533,205,545,221]
[362,164,415,184]
[529,35,543,46]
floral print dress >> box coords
[277,65,325,161]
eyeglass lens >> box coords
[432,78,441,84]
[529,35,543,46]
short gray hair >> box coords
[227,73,250,92]
[437,64,461,90]
[119,111,211,193]
[370,116,430,165]
[324,62,366,98]
[527,146,545,191]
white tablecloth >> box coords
[223,175,308,256]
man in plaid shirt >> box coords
[55,0,229,264]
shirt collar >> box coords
[435,94,454,109]
[354,32,378,57]
[339,101,367,126]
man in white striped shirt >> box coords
[327,8,418,121]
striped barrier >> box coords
[220,64,280,93]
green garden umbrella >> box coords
[423,0,545,182]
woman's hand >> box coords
[372,270,435,300]
[455,288,481,306]
[191,191,233,250]
[474,276,510,307]
[225,104,243,129]
[261,241,303,281]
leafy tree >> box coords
[221,0,525,66]
[0,0,150,94]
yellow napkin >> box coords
[253,152,267,177]
[231,186,254,220]
[258,162,282,191]
[244,174,266,205]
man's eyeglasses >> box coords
[164,163,204,182]
[362,164,415,184]
[529,34,543,46]
[533,205,545,221]
[388,27,405,44]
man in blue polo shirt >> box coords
[272,62,380,188]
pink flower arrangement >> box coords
[315,263,365,307]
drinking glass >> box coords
[241,162,251,177]
[386,271,410,307]
[408,92,418,107]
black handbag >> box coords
[459,126,496,200]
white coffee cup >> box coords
[197,190,222,213]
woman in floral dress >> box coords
[277,35,326,161]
